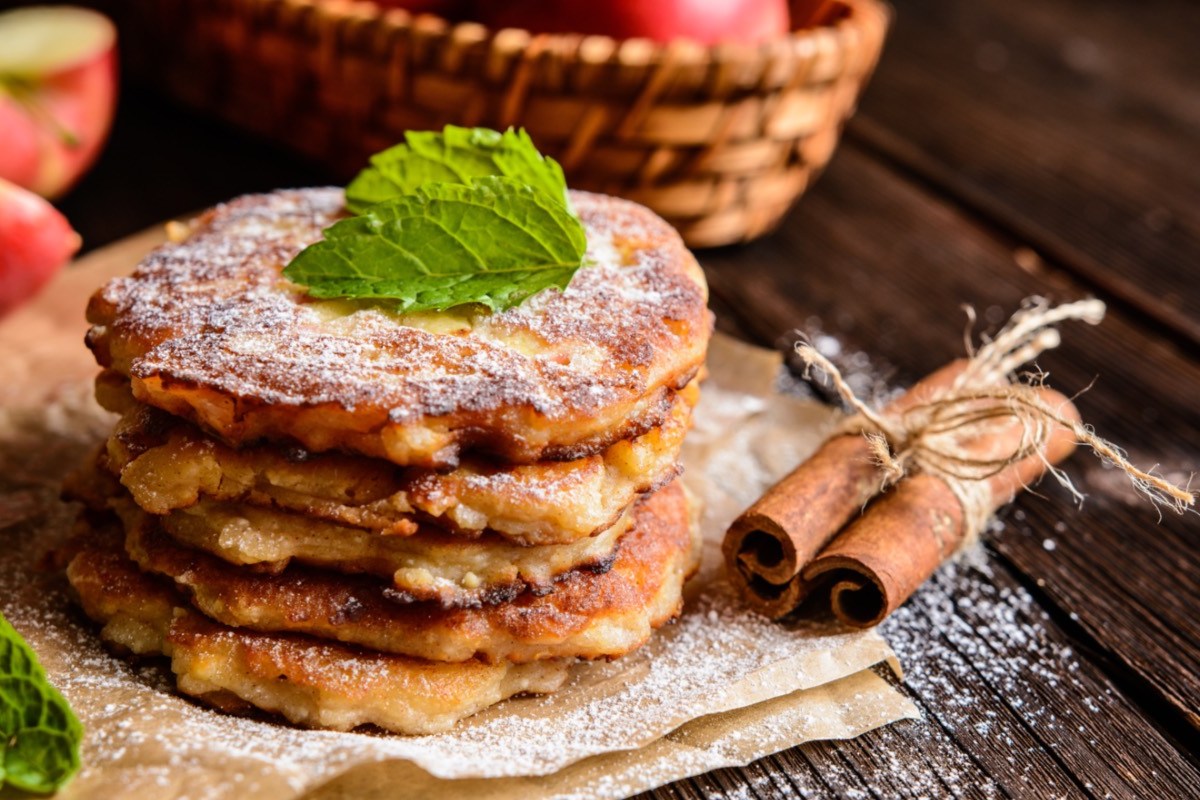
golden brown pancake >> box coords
[103,380,696,545]
[65,521,571,734]
[152,498,632,607]
[86,189,713,468]
[80,456,637,607]
[118,481,697,664]
[64,514,178,656]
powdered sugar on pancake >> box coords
[85,189,711,464]
[93,190,710,419]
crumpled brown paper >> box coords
[0,332,917,800]
[302,669,913,800]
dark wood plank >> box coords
[682,142,1200,795]
[848,0,1200,344]
[38,72,1200,798]
[998,498,1200,729]
[885,561,1199,799]
[640,556,1200,799]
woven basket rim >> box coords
[291,0,891,70]
[145,0,890,245]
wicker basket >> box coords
[101,0,889,247]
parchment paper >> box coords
[302,669,913,800]
[0,330,918,799]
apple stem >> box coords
[0,75,82,149]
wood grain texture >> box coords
[17,2,1200,791]
[849,0,1200,344]
[700,142,1200,734]
[21,149,1200,800]
[635,556,1200,799]
[689,142,1200,796]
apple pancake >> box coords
[65,522,570,734]
[85,189,713,468]
[104,380,696,545]
[118,481,697,664]
[149,498,632,607]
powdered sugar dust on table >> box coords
[33,0,1200,796]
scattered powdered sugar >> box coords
[683,334,1130,798]
[1,330,1125,799]
[0,337,909,799]
[782,317,903,410]
[91,189,709,430]
[849,520,1149,799]
[396,668,914,800]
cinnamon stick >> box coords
[722,360,966,618]
[724,298,1194,626]
[724,373,1079,624]
[802,387,1079,627]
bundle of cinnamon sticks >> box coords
[722,299,1194,628]
[723,360,1076,626]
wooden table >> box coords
[43,0,1200,796]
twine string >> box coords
[796,297,1195,544]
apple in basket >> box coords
[0,177,81,317]
[479,0,791,44]
[0,5,118,199]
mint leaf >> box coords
[285,176,586,313]
[345,126,568,213]
[1,612,82,794]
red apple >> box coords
[479,0,790,45]
[0,6,118,199]
[0,177,81,316]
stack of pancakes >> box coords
[63,188,713,734]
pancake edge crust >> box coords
[85,189,713,468]
[154,498,634,609]
[119,481,698,664]
[103,380,697,546]
[78,455,640,608]
[64,521,572,734]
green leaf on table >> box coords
[345,126,569,213]
[285,176,587,313]
[1,611,83,795]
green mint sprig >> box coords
[1,612,83,794]
[285,177,586,313]
[285,126,587,315]
[345,126,569,213]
